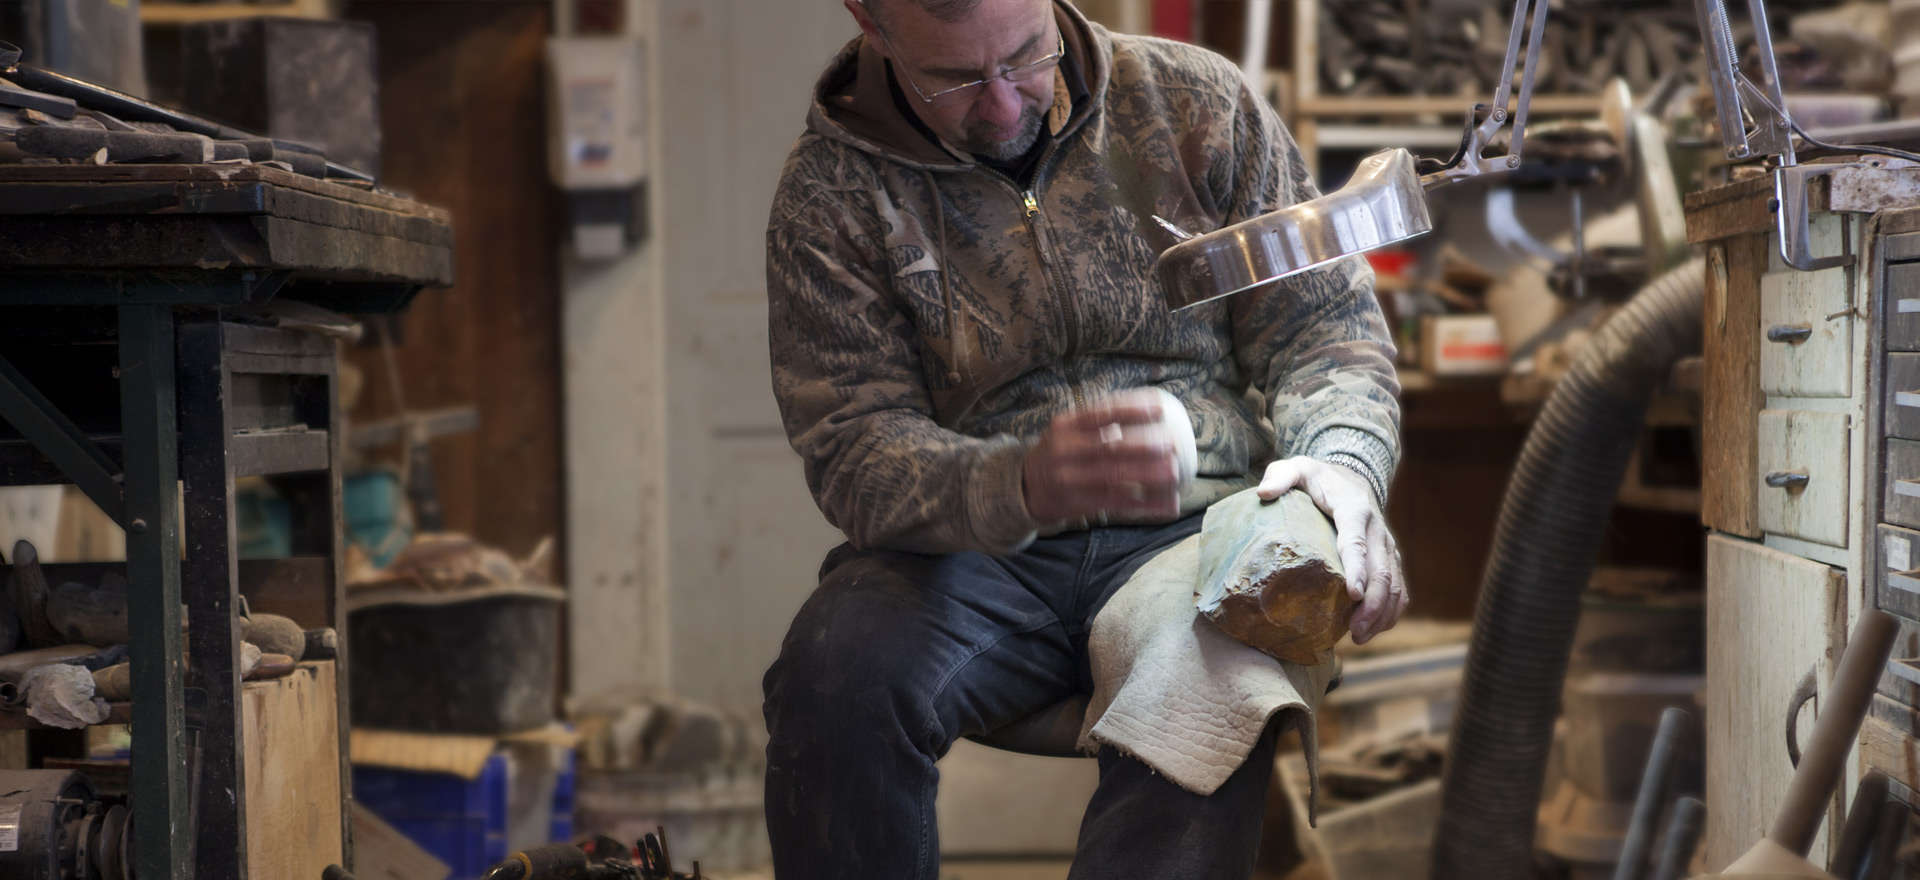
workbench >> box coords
[1688,162,1920,870]
[0,163,452,880]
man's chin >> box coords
[966,128,1041,162]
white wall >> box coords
[650,0,852,717]
[565,0,848,709]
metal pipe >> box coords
[1649,797,1707,880]
[1830,771,1891,878]
[1506,0,1548,164]
[1861,800,1909,880]
[1612,707,1690,880]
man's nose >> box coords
[973,77,1024,130]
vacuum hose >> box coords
[1430,257,1707,880]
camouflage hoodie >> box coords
[766,1,1401,556]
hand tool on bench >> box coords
[0,41,370,181]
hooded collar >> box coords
[805,0,1108,171]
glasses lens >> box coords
[911,35,1061,104]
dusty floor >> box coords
[726,860,1071,879]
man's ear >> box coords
[844,0,887,56]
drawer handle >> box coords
[1889,571,1920,595]
[1767,324,1813,344]
[1889,659,1920,688]
[1898,479,1920,499]
[1899,390,1920,409]
[1765,470,1810,489]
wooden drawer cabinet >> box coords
[1760,215,1853,397]
[1887,440,1920,532]
[1691,166,1920,870]
[1706,534,1846,869]
[1884,354,1920,439]
[1886,261,1920,353]
[1756,409,1852,548]
[1760,276,1853,397]
[1877,525,1920,622]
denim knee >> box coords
[762,556,932,747]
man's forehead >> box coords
[873,0,1053,57]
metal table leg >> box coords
[325,350,355,871]
[119,303,191,880]
[179,319,246,880]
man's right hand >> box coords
[1022,388,1198,523]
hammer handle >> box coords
[1769,610,1900,856]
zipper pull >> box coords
[1023,191,1039,218]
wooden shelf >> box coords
[1315,124,1469,151]
[0,428,328,486]
[1287,0,1605,172]
[0,701,132,730]
[1400,368,1502,395]
[39,557,336,629]
[1300,95,1605,118]
[139,0,332,24]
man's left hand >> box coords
[1255,456,1406,645]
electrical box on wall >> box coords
[545,35,648,261]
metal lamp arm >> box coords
[1418,0,1549,189]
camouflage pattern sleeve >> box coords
[1216,72,1404,506]
[766,165,1041,556]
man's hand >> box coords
[1256,456,1406,644]
[1023,388,1198,524]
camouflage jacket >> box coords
[766,1,1402,556]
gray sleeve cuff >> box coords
[1304,426,1396,508]
[968,436,1041,555]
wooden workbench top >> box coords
[0,162,455,297]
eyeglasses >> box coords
[870,24,1065,105]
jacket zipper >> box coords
[1012,183,1088,411]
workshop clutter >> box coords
[1293,621,1466,879]
[352,727,578,880]
[0,535,335,729]
[0,20,376,182]
[348,533,562,733]
[1313,0,1845,100]
[1536,569,1705,880]
[347,532,578,878]
[571,699,770,873]
[1369,246,1510,378]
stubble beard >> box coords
[962,105,1044,162]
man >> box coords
[762,0,1406,875]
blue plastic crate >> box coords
[549,750,576,844]
[354,753,509,879]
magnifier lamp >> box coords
[1152,0,1920,312]
[1154,0,1551,311]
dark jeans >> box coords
[762,515,1283,879]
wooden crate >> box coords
[243,660,344,879]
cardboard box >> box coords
[1420,314,1509,376]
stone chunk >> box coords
[1196,488,1354,665]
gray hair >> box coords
[864,0,986,26]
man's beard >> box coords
[961,105,1044,162]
